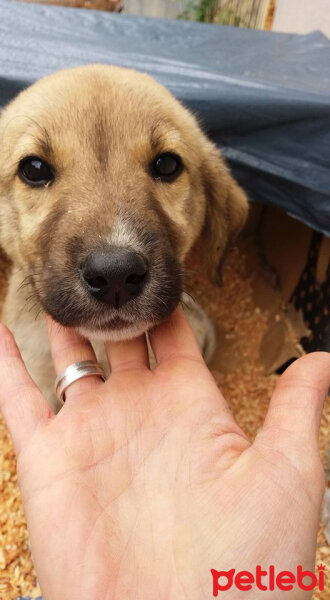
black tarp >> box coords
[0,0,329,235]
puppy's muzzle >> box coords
[80,246,148,309]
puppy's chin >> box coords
[77,321,152,342]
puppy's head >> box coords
[0,65,248,340]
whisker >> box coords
[182,289,197,304]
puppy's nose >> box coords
[81,248,148,308]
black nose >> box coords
[80,248,148,308]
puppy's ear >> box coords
[200,141,248,284]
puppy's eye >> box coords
[151,152,183,182]
[18,156,54,187]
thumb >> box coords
[0,323,52,454]
[255,352,330,475]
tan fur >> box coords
[0,65,248,410]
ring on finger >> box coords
[55,360,105,405]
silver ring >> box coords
[55,360,106,405]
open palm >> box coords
[0,309,329,600]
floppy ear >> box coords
[200,141,248,284]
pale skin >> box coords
[0,309,329,600]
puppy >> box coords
[0,65,248,410]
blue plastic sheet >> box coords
[0,0,329,234]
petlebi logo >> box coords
[211,564,326,595]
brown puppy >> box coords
[0,65,248,408]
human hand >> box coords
[0,309,329,599]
